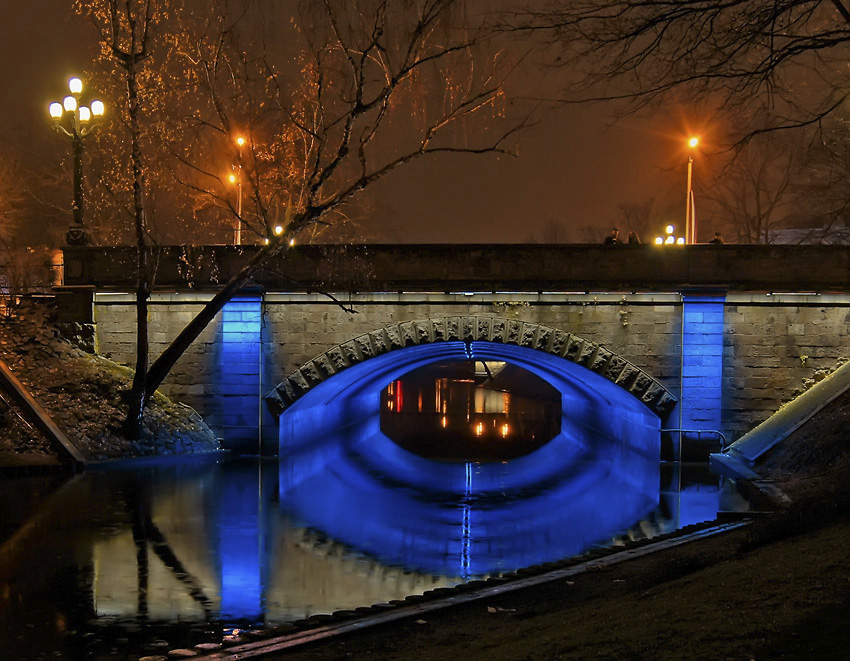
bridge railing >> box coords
[661,428,729,461]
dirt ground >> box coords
[1,300,849,659]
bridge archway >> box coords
[265,316,677,419]
[265,316,677,575]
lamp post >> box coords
[232,135,245,245]
[49,76,105,245]
[685,136,699,244]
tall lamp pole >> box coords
[49,77,105,245]
[232,135,245,245]
[685,136,699,244]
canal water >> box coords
[0,440,748,659]
[1,353,747,658]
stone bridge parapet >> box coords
[60,243,850,293]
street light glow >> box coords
[688,136,699,149]
[235,136,245,147]
[63,95,77,112]
[69,77,83,95]
[49,102,63,119]
[656,223,685,245]
[91,100,105,116]
[78,106,91,122]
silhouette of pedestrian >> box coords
[604,227,620,245]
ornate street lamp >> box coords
[49,76,105,245]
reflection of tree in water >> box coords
[125,480,214,621]
[381,360,561,461]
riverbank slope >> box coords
[0,300,221,467]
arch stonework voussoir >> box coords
[264,316,677,418]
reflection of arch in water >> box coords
[265,316,677,418]
[276,368,666,576]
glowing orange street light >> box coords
[685,137,699,244]
[232,135,246,244]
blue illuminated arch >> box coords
[267,317,675,578]
[264,316,676,418]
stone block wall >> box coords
[90,291,850,453]
[723,294,850,437]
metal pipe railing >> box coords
[660,428,729,464]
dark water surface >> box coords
[0,435,748,659]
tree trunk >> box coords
[144,244,280,399]
[123,33,151,440]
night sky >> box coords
[1,3,702,244]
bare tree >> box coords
[76,0,158,438]
[577,224,601,243]
[704,131,811,244]
[787,118,850,242]
[76,0,531,435]
[525,217,571,243]
[0,158,28,248]
[615,198,656,241]
[506,1,850,140]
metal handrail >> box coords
[660,428,728,451]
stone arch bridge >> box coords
[59,243,850,454]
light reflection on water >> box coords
[0,432,745,658]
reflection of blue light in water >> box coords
[0,456,743,659]
[278,340,664,576]
[217,465,262,621]
[461,462,472,577]
[278,419,660,577]
[678,483,723,527]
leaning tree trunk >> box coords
[143,244,282,399]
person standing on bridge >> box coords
[603,227,620,245]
